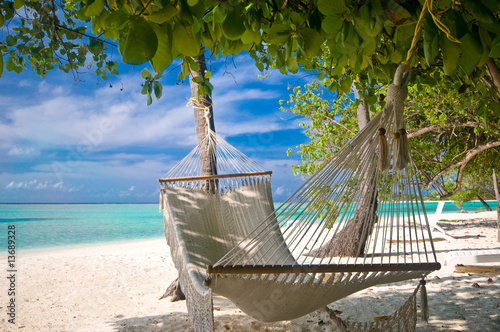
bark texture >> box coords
[476,194,492,211]
[306,86,378,258]
[163,54,216,301]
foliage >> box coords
[283,71,500,202]
[1,0,499,107]
[280,78,363,175]
[406,76,500,198]
[447,147,500,208]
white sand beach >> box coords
[1,211,499,331]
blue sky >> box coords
[0,56,309,203]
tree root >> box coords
[159,277,185,302]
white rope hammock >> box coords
[159,64,440,331]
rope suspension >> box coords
[403,0,461,67]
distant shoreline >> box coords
[1,237,166,257]
[0,202,158,205]
[1,200,498,205]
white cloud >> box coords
[274,186,285,196]
[0,56,307,203]
[0,58,299,154]
[18,80,32,87]
[4,179,77,191]
[8,146,41,156]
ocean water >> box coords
[0,204,164,251]
[0,201,497,251]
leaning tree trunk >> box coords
[493,169,500,242]
[476,194,493,211]
[307,86,379,258]
[161,54,216,301]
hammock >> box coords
[159,65,440,331]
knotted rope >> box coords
[187,97,214,134]
[402,0,461,68]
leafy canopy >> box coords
[1,0,500,104]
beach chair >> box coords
[444,249,500,272]
[428,201,456,241]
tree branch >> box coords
[486,59,500,97]
[427,139,500,190]
[54,24,117,47]
[407,121,479,139]
[324,117,355,134]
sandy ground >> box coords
[0,211,499,331]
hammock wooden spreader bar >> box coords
[159,171,272,183]
[206,262,441,275]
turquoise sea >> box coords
[0,204,163,251]
[0,201,497,251]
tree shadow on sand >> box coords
[108,273,499,332]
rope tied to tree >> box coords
[187,97,214,134]
[376,64,410,171]
[403,0,461,68]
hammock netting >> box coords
[159,65,440,331]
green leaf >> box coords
[148,3,178,24]
[479,0,499,12]
[222,5,246,40]
[394,22,416,43]
[459,33,482,74]
[240,29,261,44]
[339,76,352,94]
[322,14,343,35]
[5,57,15,72]
[187,57,200,72]
[462,0,495,24]
[192,76,203,83]
[0,55,3,78]
[150,23,173,73]
[204,80,213,96]
[441,34,462,75]
[141,68,151,79]
[88,39,104,56]
[286,55,299,73]
[489,38,500,58]
[119,16,158,65]
[423,15,439,66]
[204,71,212,79]
[187,0,199,6]
[147,93,152,106]
[6,35,16,47]
[172,22,200,57]
[337,22,358,55]
[104,9,129,30]
[318,0,346,15]
[141,82,149,95]
[300,28,322,58]
[477,81,488,95]
[201,29,215,49]
[197,84,207,97]
[0,14,4,28]
[13,0,25,10]
[390,49,402,63]
[153,81,162,100]
[85,0,105,17]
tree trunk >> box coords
[163,54,216,301]
[355,87,370,129]
[190,54,218,193]
[476,194,493,211]
[486,59,500,98]
[493,169,500,242]
[307,86,378,258]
